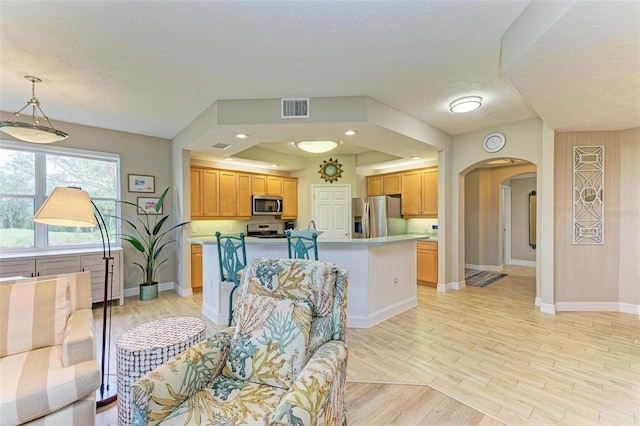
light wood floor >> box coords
[96,265,639,425]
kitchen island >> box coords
[188,234,429,328]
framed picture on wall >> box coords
[128,174,155,193]
[137,197,162,215]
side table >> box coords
[116,317,206,426]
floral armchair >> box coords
[130,257,349,425]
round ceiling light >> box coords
[344,130,357,136]
[295,140,340,154]
[449,96,482,113]
[235,133,248,139]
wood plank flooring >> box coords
[95,265,639,425]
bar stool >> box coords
[215,231,246,326]
[286,230,319,260]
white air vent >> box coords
[211,143,231,150]
[281,98,309,119]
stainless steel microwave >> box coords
[252,195,283,215]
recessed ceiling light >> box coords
[449,96,482,113]
[271,164,278,168]
[411,156,421,160]
[295,140,339,153]
[235,133,248,139]
[344,130,357,136]
[225,157,234,161]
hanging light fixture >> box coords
[0,75,68,143]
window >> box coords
[0,141,120,251]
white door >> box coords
[312,184,351,239]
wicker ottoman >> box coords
[116,317,206,426]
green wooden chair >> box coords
[286,230,319,260]
[215,231,247,326]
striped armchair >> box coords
[131,258,349,425]
[0,272,101,425]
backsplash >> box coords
[407,218,438,236]
[190,217,294,237]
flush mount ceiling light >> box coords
[0,75,68,143]
[295,140,340,154]
[449,96,482,113]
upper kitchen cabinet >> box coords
[281,177,298,219]
[252,175,282,196]
[401,167,438,217]
[366,173,402,196]
[219,170,252,218]
[191,167,219,218]
[367,175,383,196]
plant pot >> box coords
[139,283,158,301]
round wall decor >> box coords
[482,132,506,153]
[319,158,343,183]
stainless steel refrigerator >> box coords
[352,196,407,238]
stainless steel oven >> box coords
[252,195,283,215]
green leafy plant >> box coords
[116,187,189,286]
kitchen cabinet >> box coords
[383,173,402,195]
[252,175,282,196]
[367,175,383,196]
[401,167,438,217]
[191,244,202,292]
[281,177,298,219]
[191,166,296,219]
[219,170,252,218]
[0,249,124,304]
[191,167,219,218]
[417,241,437,287]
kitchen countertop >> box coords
[189,233,432,246]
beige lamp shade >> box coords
[33,187,97,228]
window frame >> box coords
[0,140,121,253]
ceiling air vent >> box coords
[211,143,231,150]
[281,98,309,119]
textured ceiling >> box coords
[1,1,638,164]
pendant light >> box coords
[0,75,68,143]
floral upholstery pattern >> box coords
[223,294,312,389]
[130,258,349,426]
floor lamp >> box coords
[33,186,117,407]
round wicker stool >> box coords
[116,317,206,426]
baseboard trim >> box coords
[123,281,174,298]
[509,259,536,267]
[535,297,542,307]
[465,263,503,272]
[346,297,417,328]
[202,302,228,325]
[539,303,556,314]
[556,302,640,316]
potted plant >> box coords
[117,187,189,300]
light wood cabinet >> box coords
[367,175,383,196]
[383,173,402,195]
[281,177,298,219]
[252,175,282,196]
[190,244,202,292]
[191,167,298,219]
[219,171,252,218]
[0,249,124,304]
[417,241,437,287]
[191,168,219,218]
[267,176,282,196]
[401,167,438,217]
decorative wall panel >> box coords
[573,146,604,244]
